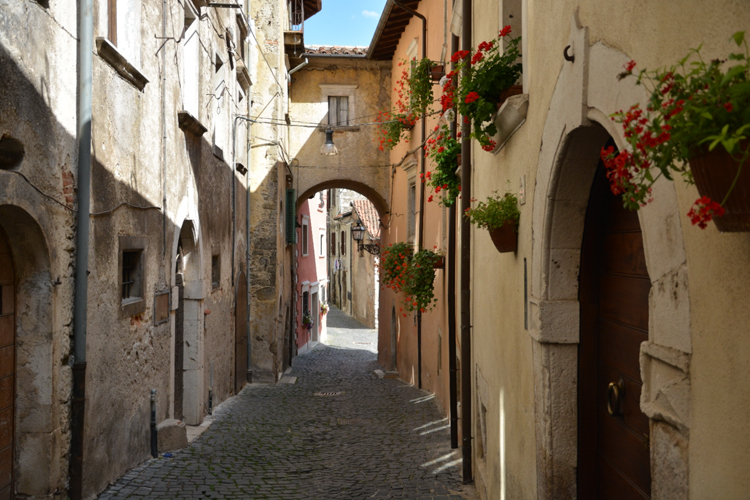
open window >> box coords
[119,236,147,317]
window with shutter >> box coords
[341,230,346,255]
[328,96,349,126]
[285,189,296,244]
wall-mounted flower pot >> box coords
[433,256,445,269]
[488,220,518,253]
[430,64,446,82]
[496,85,524,110]
[689,140,750,232]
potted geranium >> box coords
[302,311,314,330]
[375,59,434,151]
[453,25,522,151]
[402,249,442,313]
[380,242,413,293]
[422,123,462,207]
[321,303,329,315]
[464,192,520,253]
[602,31,750,231]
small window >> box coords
[122,250,142,300]
[302,291,309,314]
[328,96,349,126]
[330,231,336,256]
[340,230,346,256]
[302,219,309,256]
[320,231,325,257]
[407,181,417,241]
[211,254,220,289]
[119,236,147,317]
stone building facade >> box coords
[0,0,309,496]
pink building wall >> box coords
[296,192,329,351]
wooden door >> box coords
[311,292,319,342]
[578,162,651,499]
[235,272,247,394]
[174,273,185,421]
[0,227,14,499]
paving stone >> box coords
[98,306,476,500]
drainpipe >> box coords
[288,57,308,75]
[447,9,459,450]
[70,0,93,495]
[393,0,426,389]
[162,0,167,258]
[460,0,473,483]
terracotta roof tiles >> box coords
[352,199,381,240]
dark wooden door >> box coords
[235,272,247,394]
[0,227,14,499]
[579,161,651,499]
[174,273,184,421]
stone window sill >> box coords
[318,126,361,133]
[121,297,146,318]
[178,111,208,137]
[96,37,149,91]
[492,94,529,155]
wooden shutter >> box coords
[331,232,336,255]
[108,0,117,45]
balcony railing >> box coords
[288,0,304,31]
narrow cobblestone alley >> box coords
[98,307,476,500]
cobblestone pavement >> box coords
[99,306,476,500]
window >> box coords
[108,0,142,67]
[328,96,349,126]
[182,0,200,118]
[407,181,417,241]
[211,254,220,289]
[122,251,142,300]
[302,291,309,314]
[340,230,346,256]
[320,231,325,257]
[119,236,147,317]
[212,51,226,160]
[301,218,309,256]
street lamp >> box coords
[320,127,339,156]
[351,222,380,255]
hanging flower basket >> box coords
[496,84,524,110]
[488,220,519,253]
[433,256,445,269]
[689,140,750,232]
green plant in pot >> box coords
[422,123,462,207]
[302,311,314,330]
[464,192,520,253]
[602,31,750,232]
[380,242,413,294]
[454,25,522,152]
[402,249,442,313]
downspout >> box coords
[460,0,473,483]
[288,57,308,75]
[393,0,426,389]
[162,0,167,258]
[447,12,459,450]
[71,0,93,495]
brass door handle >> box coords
[607,378,625,417]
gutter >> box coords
[70,0,93,496]
[288,57,309,75]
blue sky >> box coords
[305,0,387,47]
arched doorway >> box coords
[235,271,247,394]
[578,157,652,498]
[0,226,14,498]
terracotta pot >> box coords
[430,64,446,82]
[488,220,518,253]
[688,140,750,232]
[496,85,524,110]
[433,257,445,269]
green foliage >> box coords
[381,243,441,313]
[464,192,520,230]
[408,58,435,115]
[381,242,413,293]
[424,123,462,207]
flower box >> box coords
[689,140,750,232]
[488,220,518,253]
[433,256,445,269]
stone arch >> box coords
[296,179,389,219]
[529,14,692,498]
[0,205,58,497]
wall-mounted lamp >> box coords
[320,127,339,156]
[351,222,380,255]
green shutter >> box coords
[285,188,296,244]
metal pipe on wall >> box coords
[460,0,473,483]
[70,0,93,495]
[448,17,459,451]
[392,0,427,389]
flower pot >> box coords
[433,257,445,269]
[430,64,446,82]
[688,140,750,232]
[488,220,518,253]
[496,85,524,110]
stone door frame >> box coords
[529,14,692,499]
